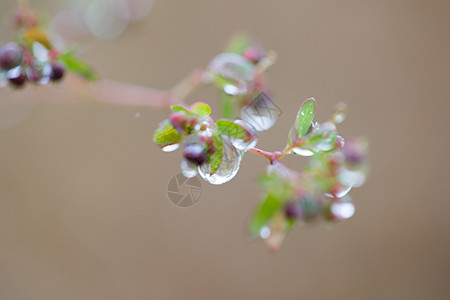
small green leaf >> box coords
[190,102,211,116]
[153,120,182,147]
[249,194,282,236]
[219,91,236,119]
[285,217,296,232]
[258,173,294,201]
[295,98,316,137]
[225,34,251,54]
[59,50,98,82]
[216,119,251,141]
[209,131,223,175]
[170,105,191,114]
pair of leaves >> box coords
[171,102,211,116]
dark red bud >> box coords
[183,143,206,166]
[50,63,65,81]
[9,72,27,87]
[169,112,187,133]
[284,202,301,219]
[0,43,23,70]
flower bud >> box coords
[183,143,206,166]
[284,202,301,219]
[0,43,23,71]
[50,63,65,81]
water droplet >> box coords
[181,159,197,178]
[84,0,130,40]
[229,120,258,151]
[208,53,255,95]
[162,143,180,152]
[332,102,347,124]
[135,112,141,118]
[291,147,314,156]
[325,184,352,199]
[241,93,280,131]
[259,226,271,239]
[336,135,345,148]
[339,167,366,188]
[198,137,241,185]
[32,42,49,62]
[0,72,7,88]
[6,66,21,79]
[223,84,240,95]
[331,202,355,219]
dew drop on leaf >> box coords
[229,120,258,151]
[259,226,271,239]
[181,159,198,178]
[198,137,241,185]
[161,143,180,152]
[339,167,366,188]
[325,184,352,199]
[241,93,279,131]
[331,202,355,219]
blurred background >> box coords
[0,0,449,299]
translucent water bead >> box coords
[0,72,7,88]
[338,167,366,188]
[181,159,198,178]
[240,93,280,131]
[331,202,355,219]
[325,184,352,199]
[312,122,337,152]
[198,137,242,185]
[208,53,255,95]
[161,143,180,152]
[229,120,258,151]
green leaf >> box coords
[216,119,251,141]
[219,91,235,119]
[225,34,251,54]
[153,120,182,147]
[209,131,223,175]
[258,173,294,201]
[285,217,296,232]
[59,50,98,82]
[249,194,282,236]
[189,102,211,116]
[170,105,191,114]
[295,98,316,137]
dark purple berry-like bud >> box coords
[0,43,23,70]
[50,63,65,81]
[284,202,301,219]
[183,143,206,166]
[9,72,27,87]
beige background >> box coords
[0,0,449,299]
